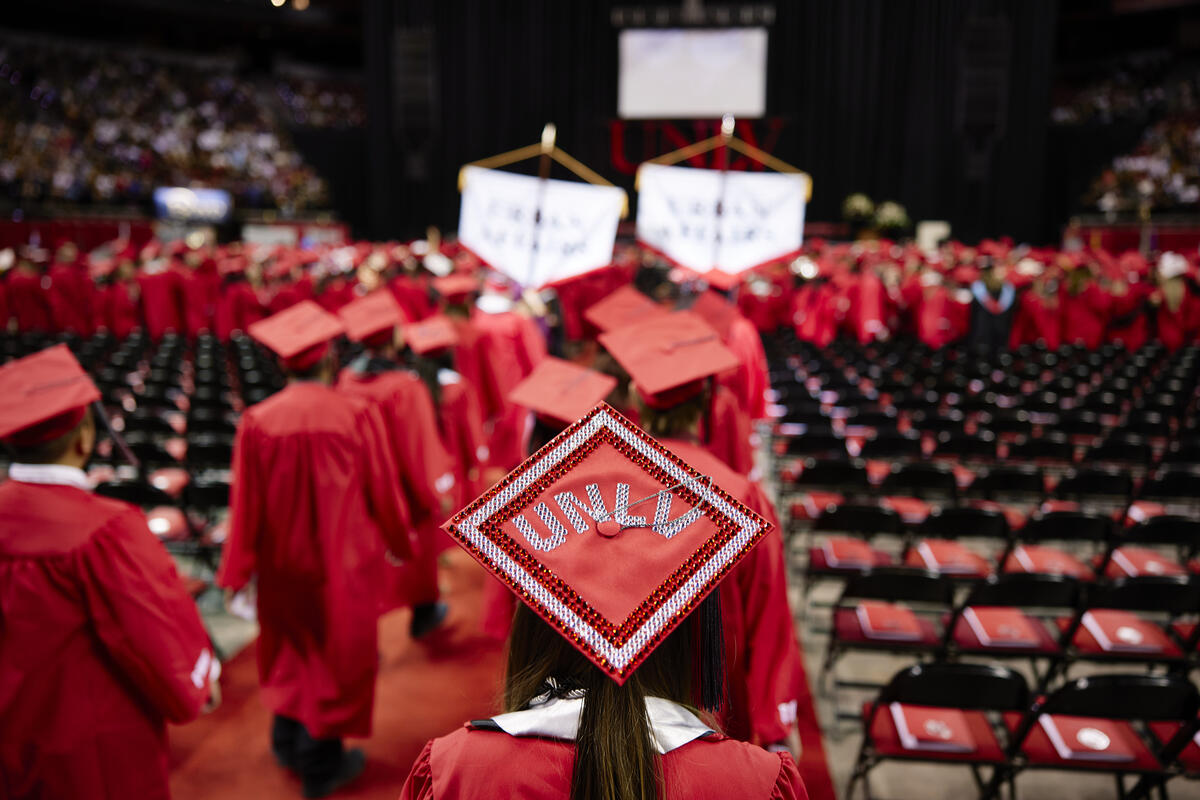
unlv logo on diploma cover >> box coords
[443,402,771,683]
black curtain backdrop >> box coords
[365,0,1060,244]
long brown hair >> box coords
[503,603,700,800]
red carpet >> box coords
[168,549,836,800]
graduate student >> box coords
[0,345,219,800]
[336,290,456,632]
[217,300,413,798]
[599,311,804,755]
[401,397,807,799]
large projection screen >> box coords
[618,28,767,119]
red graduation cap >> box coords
[404,314,459,355]
[598,311,739,409]
[442,402,771,684]
[686,290,739,339]
[584,285,668,333]
[432,273,479,304]
[0,344,100,447]
[338,290,406,345]
[248,300,344,372]
[508,357,618,426]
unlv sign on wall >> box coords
[636,162,808,277]
[458,165,625,288]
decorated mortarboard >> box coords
[508,357,618,426]
[0,344,100,447]
[404,313,460,355]
[432,273,479,304]
[338,290,406,344]
[248,300,344,371]
[598,311,739,409]
[442,402,771,684]
[583,285,668,333]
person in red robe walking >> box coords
[403,312,494,505]
[94,256,143,339]
[1058,258,1112,349]
[7,247,55,333]
[335,291,456,632]
[217,301,413,797]
[601,311,805,755]
[0,345,219,800]
[1152,252,1200,352]
[47,240,95,336]
[403,392,806,799]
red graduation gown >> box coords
[268,275,315,316]
[215,280,266,341]
[181,261,222,337]
[703,384,755,478]
[47,262,95,335]
[336,366,456,609]
[7,268,54,332]
[664,440,802,747]
[470,309,547,470]
[401,725,807,800]
[791,281,838,347]
[137,268,186,340]
[436,371,490,507]
[1105,284,1151,351]
[0,480,215,799]
[217,383,413,738]
[1059,284,1111,349]
[389,275,434,322]
[1156,290,1200,352]
[716,315,769,421]
[1010,291,1060,351]
[97,280,142,339]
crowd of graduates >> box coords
[3,227,1200,799]
[3,234,1198,358]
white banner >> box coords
[458,165,625,287]
[636,162,807,276]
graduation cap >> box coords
[443,402,771,689]
[583,285,668,333]
[338,290,405,346]
[0,344,100,447]
[248,300,344,372]
[433,273,479,304]
[404,314,459,355]
[508,357,617,427]
[598,311,739,409]
[684,290,738,339]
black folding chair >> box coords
[966,465,1045,505]
[880,462,958,502]
[1056,575,1200,681]
[998,510,1113,582]
[859,430,923,461]
[943,573,1083,690]
[1097,516,1200,581]
[1056,468,1134,516]
[821,568,955,718]
[902,507,1009,581]
[1002,674,1200,800]
[803,505,904,603]
[848,662,1031,800]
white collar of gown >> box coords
[8,463,92,491]
[488,693,714,755]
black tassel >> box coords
[698,589,726,713]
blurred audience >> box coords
[0,38,331,212]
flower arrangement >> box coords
[842,193,875,223]
[874,201,910,236]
